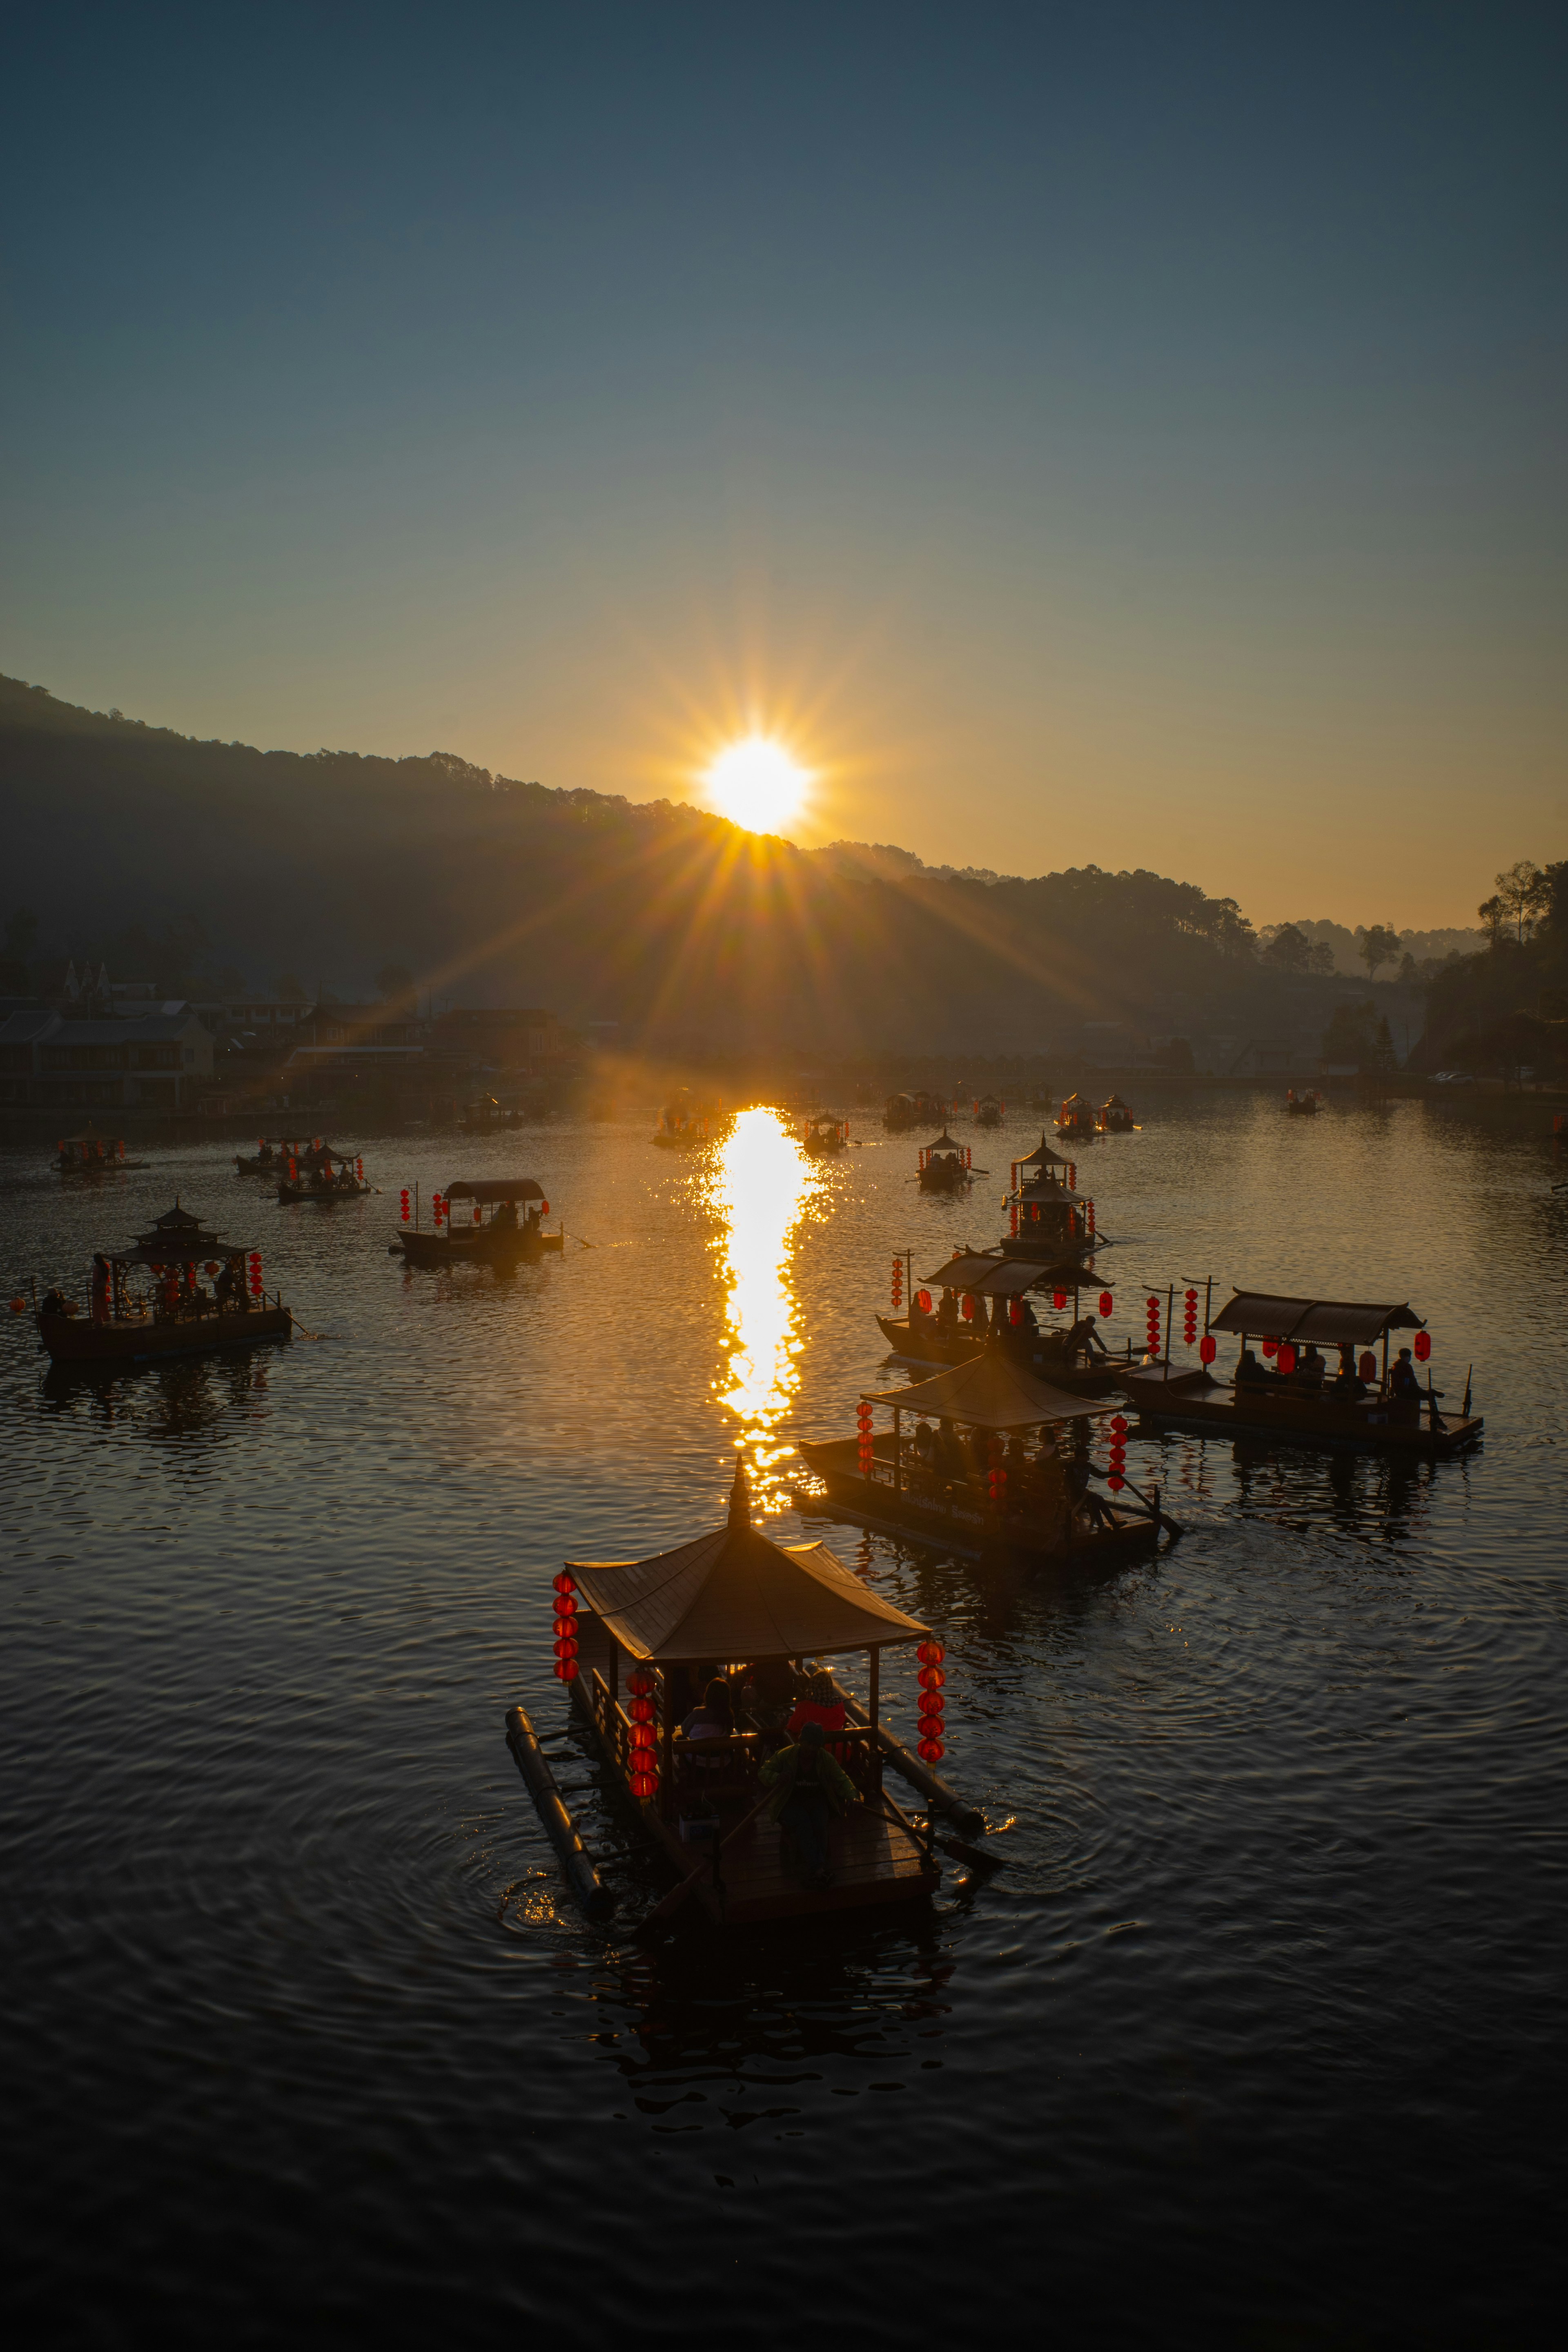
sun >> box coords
[704,737,808,833]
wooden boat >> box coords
[27,1198,291,1365]
[883,1089,944,1132]
[1285,1089,1321,1117]
[800,1114,849,1156]
[1122,1286,1483,1459]
[917,1131,972,1193]
[557,1461,943,1924]
[52,1131,147,1174]
[877,1248,1125,1393]
[1056,1091,1097,1140]
[392,1177,564,1266]
[276,1147,370,1203]
[234,1136,314,1175]
[795,1345,1166,1566]
[1096,1094,1138,1134]
[652,1103,710,1149]
[1002,1161,1099,1258]
[972,1094,1004,1127]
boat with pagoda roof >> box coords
[1056,1091,1098,1140]
[652,1099,711,1149]
[795,1346,1170,1566]
[1096,1094,1138,1133]
[391,1176,563,1267]
[1285,1088,1322,1117]
[972,1093,1004,1127]
[549,1461,944,1923]
[917,1130,974,1193]
[52,1131,147,1175]
[1002,1161,1100,1259]
[275,1145,371,1204]
[877,1247,1125,1393]
[23,1199,291,1365]
[800,1112,849,1156]
[1121,1285,1483,1459]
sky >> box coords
[3,0,1565,928]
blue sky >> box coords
[3,1,1564,924]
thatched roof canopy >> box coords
[863,1345,1108,1431]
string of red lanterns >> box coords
[399,1189,411,1223]
[551,1570,579,1682]
[1145,1294,1161,1355]
[627,1666,659,1799]
[916,1639,946,1762]
[247,1250,263,1298]
[891,1254,903,1311]
[1183,1287,1198,1347]
[1107,1412,1128,1492]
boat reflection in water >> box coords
[703,1107,824,1510]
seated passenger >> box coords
[935,1419,966,1479]
[787,1668,847,1739]
[1389,1348,1423,1403]
[759,1721,860,1889]
[935,1290,958,1333]
[913,1419,935,1468]
[1294,1344,1327,1391]
[1234,1346,1271,1388]
[682,1678,736,1762]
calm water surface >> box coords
[3,1091,1564,2342]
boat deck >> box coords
[795,1437,1161,1566]
[1123,1362,1483,1457]
[650,1795,938,1924]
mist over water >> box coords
[2,1091,1564,2339]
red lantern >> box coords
[1087,1197,1096,1237]
[1414,1331,1431,1362]
[962,1295,976,1321]
[918,1736,945,1763]
[287,1158,298,1181]
[918,1663,946,1690]
[916,1639,945,1666]
[556,1657,579,1682]
[540,1199,550,1216]
[1099,1292,1113,1317]
[1009,1298,1022,1325]
[553,1571,575,1595]
[204,1261,220,1276]
[1053,1289,1066,1310]
[473,1203,482,1223]
[916,1289,931,1314]
[355,1157,364,1180]
[1278,1343,1297,1374]
[1199,1334,1216,1365]
[1261,1338,1278,1358]
[1010,1205,1019,1236]
[1359,1350,1377,1381]
[400,1189,411,1221]
[630,1770,657,1800]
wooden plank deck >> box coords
[671,1797,939,1924]
[1123,1364,1483,1457]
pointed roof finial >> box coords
[728,1453,752,1530]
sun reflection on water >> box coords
[704,1106,824,1508]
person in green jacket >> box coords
[760,1719,859,1888]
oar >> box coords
[1089,1461,1183,1540]
[635,1784,773,1940]
[880,1784,1006,1875]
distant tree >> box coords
[1494,858,1549,942]
[1261,924,1313,974]
[1371,1014,1397,1073]
[1307,940,1336,975]
[276,971,309,1001]
[1321,1001,1377,1067]
[375,961,416,1005]
[1397,951,1419,985]
[1477,894,1508,948]
[1358,925,1401,980]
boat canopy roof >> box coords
[927,1130,963,1153]
[1015,1173,1085,1204]
[1102,1094,1130,1109]
[442,1178,546,1203]
[568,1464,926,1663]
[1209,1290,1425,1344]
[863,1346,1107,1430]
[1016,1134,1070,1169]
[111,1199,244,1266]
[919,1249,1089,1297]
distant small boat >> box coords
[1096,1094,1138,1133]
[1285,1089,1322,1117]
[52,1130,146,1175]
[972,1094,1005,1127]
[276,1147,371,1203]
[1055,1092,1097,1140]
[800,1114,849,1156]
[917,1132,971,1193]
[392,1178,563,1266]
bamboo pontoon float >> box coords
[26,1199,291,1365]
[796,1345,1167,1565]
[1122,1287,1483,1459]
[878,1247,1124,1392]
[552,1463,945,1924]
[391,1178,563,1267]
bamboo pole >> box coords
[504,1704,615,1920]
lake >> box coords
[2,1088,1563,2342]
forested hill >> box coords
[1,673,1262,1050]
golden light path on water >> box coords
[704,1106,826,1510]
